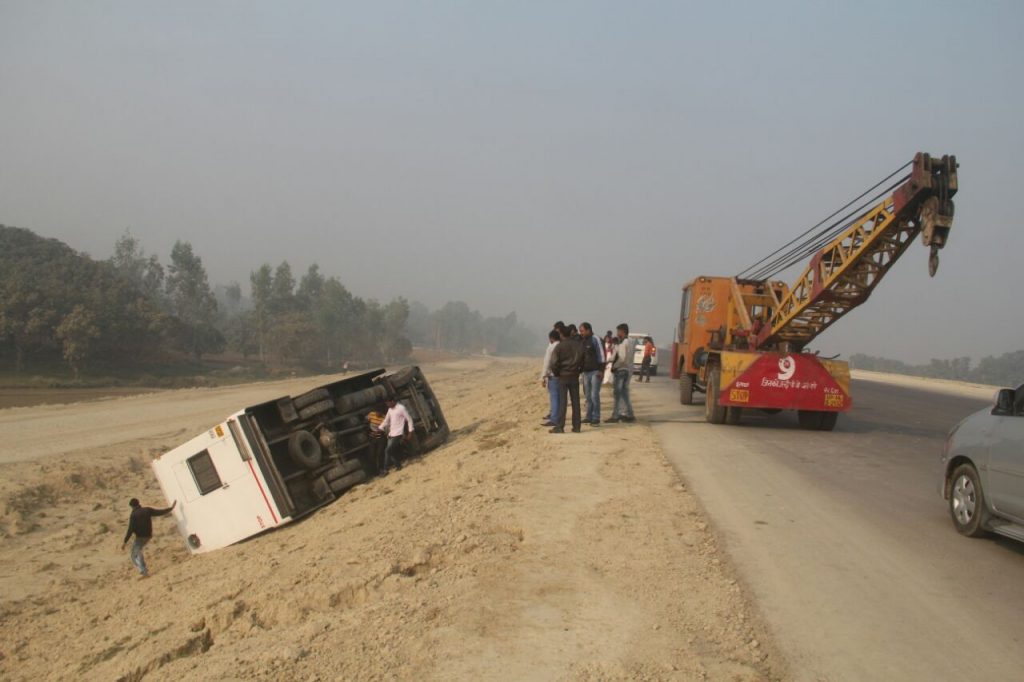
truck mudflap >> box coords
[717,350,851,412]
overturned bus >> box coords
[151,367,449,554]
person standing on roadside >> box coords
[375,397,414,474]
[122,498,176,578]
[541,329,561,427]
[548,325,584,433]
[367,403,388,472]
[602,331,616,386]
[607,323,637,423]
[639,336,656,383]
[578,322,605,426]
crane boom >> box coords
[756,152,957,351]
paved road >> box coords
[632,375,1024,681]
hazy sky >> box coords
[2,1,1022,363]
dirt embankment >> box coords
[0,358,780,681]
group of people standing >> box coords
[541,321,639,433]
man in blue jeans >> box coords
[578,322,605,426]
[607,323,637,423]
[375,397,414,474]
[541,329,561,427]
[122,497,176,577]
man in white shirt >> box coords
[375,397,414,474]
[540,329,561,426]
[607,323,637,423]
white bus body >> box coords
[151,367,448,554]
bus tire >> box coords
[288,430,323,469]
[298,399,334,421]
[294,388,330,409]
[329,469,367,494]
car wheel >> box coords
[949,463,989,537]
[818,411,838,431]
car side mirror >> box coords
[992,388,1015,416]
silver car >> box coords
[940,383,1024,542]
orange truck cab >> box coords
[671,276,850,431]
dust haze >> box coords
[2,2,1022,362]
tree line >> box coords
[0,225,540,379]
[850,351,1024,387]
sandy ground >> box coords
[0,358,780,681]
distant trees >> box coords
[404,300,538,355]
[0,224,541,379]
[0,226,168,376]
[110,229,164,301]
[55,305,99,379]
[851,352,1024,386]
[165,241,223,359]
[234,262,413,367]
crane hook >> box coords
[928,245,940,277]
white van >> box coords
[151,367,448,554]
[629,334,658,376]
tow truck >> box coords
[671,152,958,430]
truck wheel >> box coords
[329,469,367,494]
[294,388,330,409]
[948,463,989,537]
[679,373,694,405]
[818,412,838,431]
[797,410,823,430]
[705,367,727,424]
[725,407,742,426]
[298,399,334,421]
[288,430,323,469]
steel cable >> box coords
[736,161,913,280]
[742,173,909,280]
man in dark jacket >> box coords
[548,326,583,433]
[578,322,605,426]
[122,497,176,577]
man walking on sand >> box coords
[548,325,584,433]
[607,323,637,423]
[541,329,561,427]
[375,396,414,474]
[122,498,176,578]
[578,322,605,426]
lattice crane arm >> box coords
[755,152,958,352]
